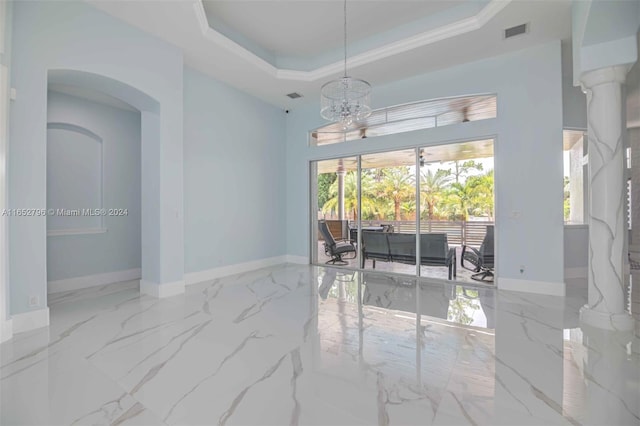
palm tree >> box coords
[401,200,416,220]
[322,171,376,220]
[449,160,483,183]
[376,167,415,221]
[371,201,393,221]
[444,182,474,220]
[466,170,494,219]
[442,169,494,220]
[420,168,452,220]
[317,173,337,210]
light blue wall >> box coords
[0,2,13,75]
[561,41,587,130]
[140,110,162,284]
[573,0,640,77]
[1,1,14,329]
[47,125,103,232]
[581,0,640,47]
[183,67,286,273]
[564,225,588,271]
[46,92,141,282]
[0,1,11,67]
[563,72,587,130]
[9,0,183,315]
[7,0,574,312]
[285,41,565,287]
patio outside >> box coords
[317,240,487,283]
[313,140,495,285]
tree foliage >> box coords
[376,167,415,220]
[322,171,377,219]
[317,173,336,210]
[420,168,452,220]
[319,160,495,221]
[452,160,483,183]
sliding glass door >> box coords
[312,157,359,268]
[360,149,417,274]
[419,140,495,283]
[311,139,495,284]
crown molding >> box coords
[193,0,512,83]
[193,1,279,78]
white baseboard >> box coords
[48,268,141,294]
[185,255,290,286]
[140,279,185,298]
[0,318,13,342]
[12,308,50,334]
[564,267,588,279]
[285,255,308,265]
[498,277,566,297]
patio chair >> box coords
[361,231,391,268]
[318,220,357,265]
[419,233,456,280]
[461,225,494,282]
[388,233,417,265]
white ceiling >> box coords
[202,0,467,58]
[317,139,494,173]
[88,0,572,109]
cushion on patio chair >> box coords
[318,220,356,265]
[361,231,391,268]
[388,233,416,265]
[461,225,494,281]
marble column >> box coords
[580,66,634,331]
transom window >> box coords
[310,94,497,146]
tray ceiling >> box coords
[88,0,572,108]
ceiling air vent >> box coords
[504,23,528,39]
[286,92,303,99]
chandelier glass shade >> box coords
[320,0,372,129]
[320,77,372,128]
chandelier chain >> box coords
[343,0,347,78]
[320,0,371,128]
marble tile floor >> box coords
[1,264,638,425]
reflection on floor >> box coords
[318,242,487,284]
[1,265,638,425]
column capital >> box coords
[581,65,631,90]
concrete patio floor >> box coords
[316,243,491,285]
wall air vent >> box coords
[504,23,528,39]
[286,92,303,99]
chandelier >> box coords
[320,0,372,129]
